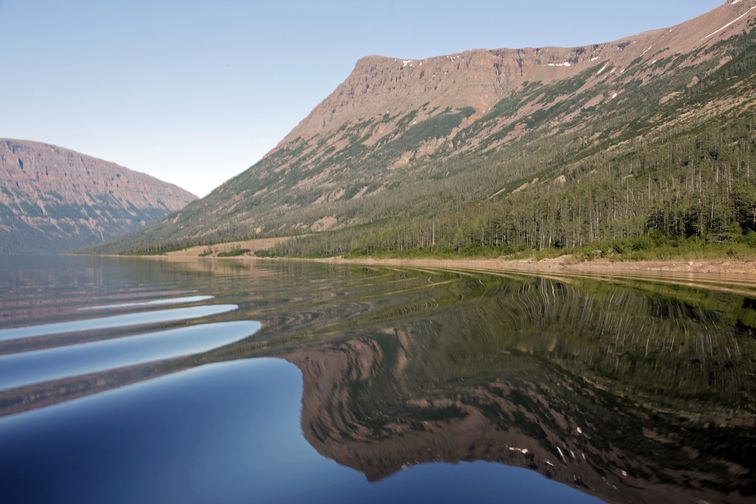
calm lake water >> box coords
[0,255,753,504]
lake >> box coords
[0,255,753,503]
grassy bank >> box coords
[140,233,755,271]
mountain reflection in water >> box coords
[0,256,753,504]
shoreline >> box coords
[302,256,756,296]
[133,251,756,292]
[133,236,756,283]
[316,255,756,277]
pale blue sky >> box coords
[0,0,722,196]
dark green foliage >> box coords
[217,248,251,257]
[263,113,756,259]
[535,65,596,105]
[374,107,475,160]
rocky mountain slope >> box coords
[100,0,756,254]
[0,139,196,254]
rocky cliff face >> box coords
[282,1,753,145]
[99,0,756,253]
[0,139,196,253]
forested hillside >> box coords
[270,89,755,257]
[96,1,756,257]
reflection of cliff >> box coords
[285,277,755,504]
[1,259,753,503]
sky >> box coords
[0,0,723,197]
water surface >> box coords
[0,255,753,504]
[0,321,259,390]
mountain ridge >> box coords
[0,138,196,254]
[97,0,755,255]
[276,0,753,146]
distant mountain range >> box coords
[0,139,195,254]
[98,1,755,255]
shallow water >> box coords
[0,255,753,504]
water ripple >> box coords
[79,295,215,311]
[0,320,260,391]
[0,304,238,341]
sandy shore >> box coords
[316,255,756,275]
[144,244,756,290]
[301,255,756,292]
